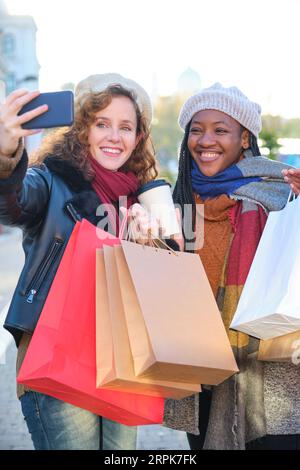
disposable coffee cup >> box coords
[136,179,180,237]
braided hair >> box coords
[173,122,261,245]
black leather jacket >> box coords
[0,150,106,346]
[0,149,179,347]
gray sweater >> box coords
[264,362,300,435]
[164,155,300,448]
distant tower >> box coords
[0,0,40,151]
[178,67,201,96]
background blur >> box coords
[1,0,300,179]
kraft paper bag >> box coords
[114,241,238,385]
[258,330,300,363]
[18,219,164,426]
[96,246,201,399]
[231,196,300,340]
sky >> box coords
[7,0,300,118]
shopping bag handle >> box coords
[119,207,129,240]
[148,237,178,255]
[287,190,297,205]
[119,207,178,255]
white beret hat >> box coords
[75,73,152,126]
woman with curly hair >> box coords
[0,73,159,450]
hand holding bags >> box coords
[231,196,300,339]
[95,246,201,398]
[17,219,164,426]
[113,240,238,385]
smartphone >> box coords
[19,90,74,129]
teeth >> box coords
[101,148,121,154]
[201,152,219,158]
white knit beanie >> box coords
[74,73,152,126]
[178,83,262,138]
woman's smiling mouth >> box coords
[197,151,222,163]
[100,147,123,157]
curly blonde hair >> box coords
[30,85,158,185]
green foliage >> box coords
[260,115,283,160]
[261,114,300,143]
[151,94,184,177]
[262,115,283,134]
[157,166,177,187]
[281,118,300,138]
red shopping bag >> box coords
[17,219,164,426]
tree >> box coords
[260,115,283,160]
[281,118,300,138]
[151,94,184,182]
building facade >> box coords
[0,0,39,95]
[0,1,40,233]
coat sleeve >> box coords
[0,147,51,230]
[0,139,25,179]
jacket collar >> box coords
[44,155,92,192]
[44,155,105,225]
[44,155,120,230]
[64,190,103,226]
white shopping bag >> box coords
[230,194,300,339]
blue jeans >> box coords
[20,391,137,450]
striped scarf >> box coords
[218,200,267,348]
[202,157,291,449]
[164,153,292,447]
[191,158,261,200]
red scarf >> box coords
[88,154,139,235]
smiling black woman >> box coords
[164,83,300,451]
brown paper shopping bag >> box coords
[258,330,300,362]
[95,247,201,399]
[114,241,238,385]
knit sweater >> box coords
[197,195,300,439]
[164,179,300,447]
[194,194,236,297]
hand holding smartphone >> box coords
[18,90,74,129]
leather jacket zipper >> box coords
[26,239,64,303]
[66,203,82,223]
